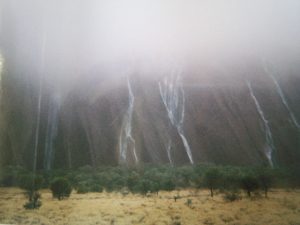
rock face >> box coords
[1,1,300,170]
[1,56,300,170]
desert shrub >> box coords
[75,173,92,185]
[78,165,94,174]
[255,167,274,198]
[111,165,130,177]
[175,165,195,188]
[140,179,153,195]
[194,163,216,177]
[23,192,42,209]
[36,169,70,189]
[163,178,176,192]
[66,171,79,190]
[77,182,89,194]
[103,171,125,192]
[91,172,108,187]
[286,166,300,189]
[1,173,16,187]
[220,166,241,201]
[37,170,51,189]
[158,163,173,172]
[90,184,103,193]
[203,167,222,197]
[173,195,180,202]
[18,174,44,191]
[223,189,241,202]
[221,166,241,189]
[127,172,141,194]
[1,166,27,187]
[193,173,204,192]
[240,172,259,197]
[142,168,165,194]
[18,174,44,209]
[50,177,72,200]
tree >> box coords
[104,172,125,192]
[256,167,274,198]
[2,166,27,187]
[127,172,140,194]
[18,174,44,209]
[221,167,241,202]
[142,168,165,195]
[50,177,72,200]
[203,167,222,197]
[76,182,89,194]
[163,178,176,192]
[140,179,153,195]
[90,184,103,193]
[240,173,259,197]
[175,165,194,188]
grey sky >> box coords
[0,0,300,85]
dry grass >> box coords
[0,188,299,225]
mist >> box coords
[1,0,300,88]
[1,0,300,171]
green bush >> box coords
[256,167,274,198]
[163,178,176,192]
[127,172,140,194]
[142,168,165,194]
[1,166,27,187]
[18,174,44,191]
[3,163,297,202]
[90,184,104,193]
[186,198,192,207]
[223,189,241,202]
[175,165,194,188]
[50,177,72,200]
[240,173,259,197]
[18,174,44,209]
[203,167,222,197]
[23,192,42,209]
[140,179,153,195]
[78,165,94,174]
[77,182,89,194]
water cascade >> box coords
[158,67,194,164]
[33,33,46,174]
[166,139,172,165]
[43,92,61,170]
[247,81,274,167]
[263,59,300,129]
[119,76,138,164]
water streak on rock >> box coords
[119,76,138,164]
[159,67,194,164]
[44,92,60,170]
[247,81,274,167]
[263,59,300,129]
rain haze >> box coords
[1,0,300,87]
[2,2,300,224]
[1,0,300,167]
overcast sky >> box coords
[1,0,300,85]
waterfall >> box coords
[119,76,138,164]
[166,139,173,165]
[263,59,300,129]
[158,68,194,164]
[44,92,60,170]
[33,32,46,174]
[247,81,274,167]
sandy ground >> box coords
[0,188,299,225]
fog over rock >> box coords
[0,1,300,169]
